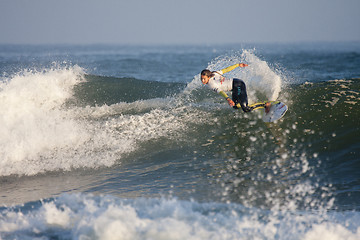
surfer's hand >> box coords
[227,98,235,107]
[239,63,248,67]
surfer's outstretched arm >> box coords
[220,63,248,74]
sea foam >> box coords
[0,66,136,176]
[0,193,359,240]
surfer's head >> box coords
[200,69,213,84]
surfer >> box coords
[201,63,271,112]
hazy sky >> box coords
[1,0,359,45]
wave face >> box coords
[0,44,359,239]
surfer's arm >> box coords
[220,63,248,74]
[219,91,235,107]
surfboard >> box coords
[249,101,288,122]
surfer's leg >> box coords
[232,79,251,112]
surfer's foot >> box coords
[265,102,271,113]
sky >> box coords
[0,0,359,45]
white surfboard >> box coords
[248,101,288,122]
[262,101,288,122]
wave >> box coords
[1,47,359,239]
[0,53,358,232]
[0,66,205,176]
[0,55,358,195]
[0,66,89,176]
[1,193,359,240]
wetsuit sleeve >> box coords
[220,64,239,74]
[219,91,230,100]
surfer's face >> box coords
[201,75,210,84]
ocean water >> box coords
[0,42,359,239]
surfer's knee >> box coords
[241,105,252,112]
